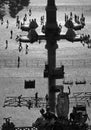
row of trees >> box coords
[0,0,30,19]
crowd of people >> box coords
[0,9,91,70]
[65,12,85,25]
[0,7,46,69]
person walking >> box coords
[35,92,38,107]
[17,56,20,68]
[25,44,28,54]
[45,94,49,108]
[10,30,13,39]
[17,95,22,106]
[6,20,9,28]
[5,40,8,49]
[19,41,22,52]
[29,8,31,16]
[27,99,32,109]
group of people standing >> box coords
[65,12,85,25]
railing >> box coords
[3,92,91,108]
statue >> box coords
[56,86,70,120]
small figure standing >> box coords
[5,40,8,49]
[17,20,20,29]
[58,23,62,33]
[65,13,67,23]
[25,44,28,54]
[70,12,73,20]
[27,99,32,109]
[17,95,22,106]
[35,92,38,107]
[10,30,13,39]
[38,39,41,44]
[19,41,22,52]
[29,8,31,16]
[40,16,44,25]
[24,13,27,21]
[17,56,20,68]
[86,99,90,107]
[80,13,85,25]
[65,13,68,23]
[6,20,9,28]
[16,16,20,29]
[23,16,27,24]
[45,94,49,108]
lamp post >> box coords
[19,0,86,114]
[45,0,59,113]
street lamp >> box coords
[18,0,86,113]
